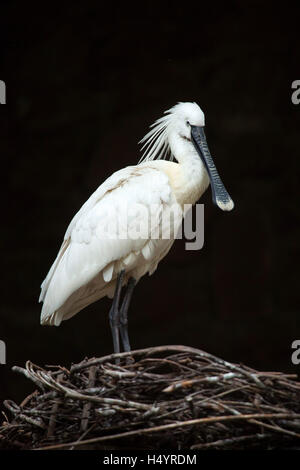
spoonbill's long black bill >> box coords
[191,125,234,211]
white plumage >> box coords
[40,165,181,325]
[40,102,234,346]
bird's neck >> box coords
[179,156,209,205]
[169,135,210,205]
[143,156,209,207]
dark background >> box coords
[0,1,299,410]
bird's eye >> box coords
[186,120,190,126]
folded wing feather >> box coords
[40,164,182,326]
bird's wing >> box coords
[39,166,134,302]
[40,164,181,325]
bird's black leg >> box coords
[109,270,125,355]
[119,277,136,352]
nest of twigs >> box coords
[1,345,300,450]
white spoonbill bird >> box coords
[40,102,234,353]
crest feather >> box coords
[138,102,201,163]
[138,107,175,163]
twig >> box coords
[34,413,300,450]
[81,366,96,431]
[191,433,270,449]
